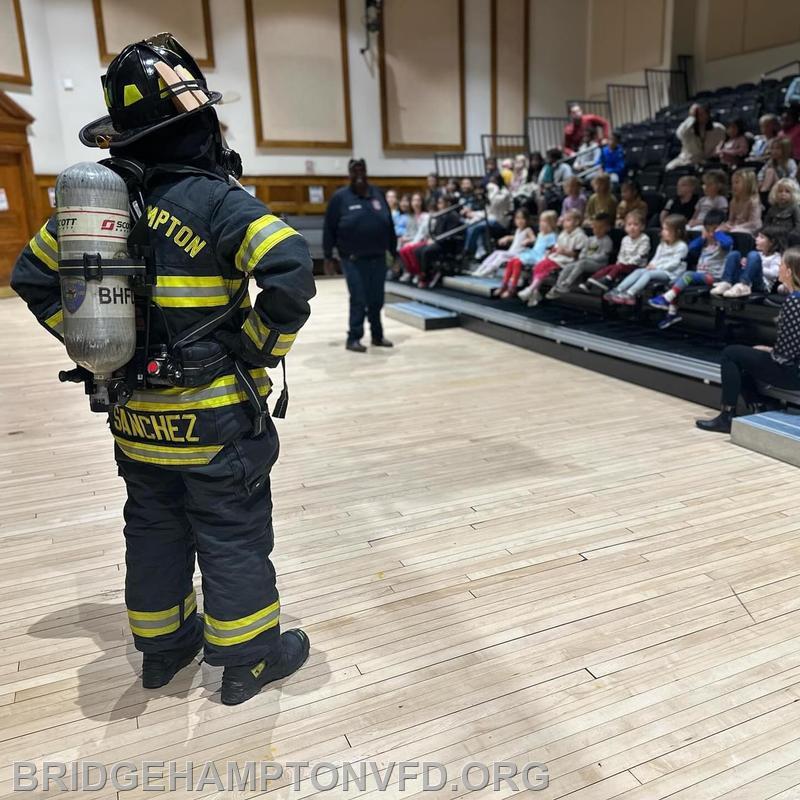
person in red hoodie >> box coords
[563,104,610,155]
[780,107,800,161]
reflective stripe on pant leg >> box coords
[118,458,198,654]
[184,433,282,667]
[128,589,197,638]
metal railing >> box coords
[763,60,800,80]
[480,134,528,161]
[434,152,487,180]
[607,84,651,127]
[677,54,694,97]
[526,116,567,156]
[645,68,690,116]
[565,99,611,119]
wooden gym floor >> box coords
[3,278,800,799]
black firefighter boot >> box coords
[141,615,204,689]
[695,406,735,433]
[220,629,310,705]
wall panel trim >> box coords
[0,0,31,86]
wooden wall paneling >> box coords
[705,0,745,61]
[491,0,529,136]
[245,0,352,149]
[92,0,214,66]
[0,93,37,287]
[379,0,465,151]
[589,0,625,82]
[621,0,665,74]
[0,0,31,85]
[742,0,800,54]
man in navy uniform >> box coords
[323,159,396,352]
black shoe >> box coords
[346,340,367,353]
[695,409,734,433]
[372,338,394,347]
[141,615,204,689]
[220,629,310,706]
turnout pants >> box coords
[117,427,281,667]
[342,255,385,343]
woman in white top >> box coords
[666,103,726,171]
[472,208,535,277]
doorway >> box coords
[0,91,36,287]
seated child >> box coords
[720,169,762,234]
[397,193,432,281]
[758,138,797,194]
[586,173,618,220]
[473,208,534,277]
[517,209,588,306]
[496,211,557,298]
[547,213,613,298]
[596,132,626,183]
[764,178,800,236]
[649,208,732,328]
[582,210,650,293]
[559,176,587,224]
[615,180,648,228]
[687,170,728,231]
[715,118,749,167]
[711,225,786,298]
[604,214,688,306]
[660,175,700,224]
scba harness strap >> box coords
[101,157,273,431]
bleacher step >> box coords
[442,275,502,297]
[385,301,459,330]
[731,411,800,468]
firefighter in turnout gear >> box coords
[11,34,316,705]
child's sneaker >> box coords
[587,277,610,292]
[619,293,637,306]
[710,281,731,296]
[602,291,618,302]
[648,295,669,310]
[526,287,542,307]
[578,281,591,293]
[545,287,564,300]
[723,282,752,298]
[517,285,531,302]
[658,312,682,330]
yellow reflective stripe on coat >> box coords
[44,309,63,335]
[242,310,271,349]
[235,214,299,273]
[114,437,223,466]
[29,224,58,271]
[125,369,271,413]
[128,589,196,637]
[204,600,280,646]
[271,332,296,357]
[152,275,230,307]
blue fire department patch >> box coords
[62,278,86,314]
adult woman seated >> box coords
[697,246,800,433]
[666,103,725,171]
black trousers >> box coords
[117,426,281,667]
[342,255,385,343]
[720,344,800,407]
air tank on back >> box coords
[55,162,135,381]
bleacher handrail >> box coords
[607,83,652,127]
[481,133,528,161]
[526,115,568,155]
[762,60,800,80]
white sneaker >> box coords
[723,282,752,298]
[710,281,731,296]
[517,285,532,302]
[527,288,542,307]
